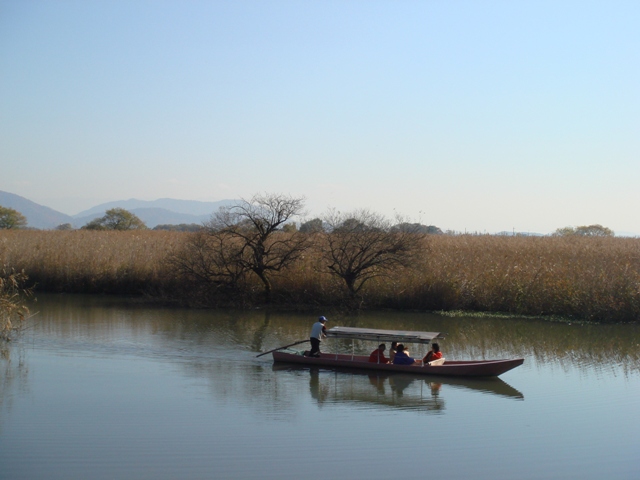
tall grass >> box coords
[0,230,181,295]
[273,234,640,322]
[1,268,31,341]
[404,235,640,322]
[1,230,639,322]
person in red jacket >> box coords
[422,343,443,364]
[368,344,390,364]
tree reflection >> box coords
[0,345,29,423]
[26,294,640,377]
[13,294,639,423]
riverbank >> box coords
[1,230,639,323]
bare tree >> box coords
[204,193,310,302]
[166,229,248,298]
[321,209,421,302]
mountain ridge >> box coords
[0,190,235,229]
[75,198,235,218]
[0,191,74,228]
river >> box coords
[1,294,639,480]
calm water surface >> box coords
[1,294,639,480]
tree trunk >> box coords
[256,270,272,303]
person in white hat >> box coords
[308,316,328,357]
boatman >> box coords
[308,316,328,357]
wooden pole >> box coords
[255,339,309,358]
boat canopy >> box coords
[325,326,446,344]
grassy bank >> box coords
[1,230,639,322]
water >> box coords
[1,294,639,480]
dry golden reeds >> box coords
[403,235,640,322]
[0,268,31,340]
[0,230,181,294]
[1,230,639,322]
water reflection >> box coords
[18,293,640,381]
[2,294,638,480]
[309,367,444,412]
[273,364,523,413]
[0,346,30,447]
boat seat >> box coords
[427,357,445,367]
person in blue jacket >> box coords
[392,344,418,365]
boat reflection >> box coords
[273,364,523,413]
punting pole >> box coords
[255,339,309,357]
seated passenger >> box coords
[392,344,417,365]
[369,344,390,364]
[422,343,443,364]
[389,341,398,363]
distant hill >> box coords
[73,207,211,229]
[0,191,237,229]
[496,231,545,237]
[75,198,235,218]
[0,190,74,229]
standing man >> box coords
[308,316,328,357]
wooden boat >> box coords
[269,326,524,378]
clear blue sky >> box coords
[1,1,639,234]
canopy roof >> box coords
[326,326,446,344]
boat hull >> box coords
[272,352,524,377]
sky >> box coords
[1,1,639,235]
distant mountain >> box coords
[0,190,74,229]
[496,231,545,237]
[73,207,211,229]
[75,198,235,218]
[0,191,238,229]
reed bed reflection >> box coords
[26,295,639,378]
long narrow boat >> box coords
[270,326,524,377]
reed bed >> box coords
[0,268,31,341]
[0,230,182,295]
[1,230,639,322]
[272,234,640,322]
[404,235,640,322]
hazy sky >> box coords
[1,1,639,234]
